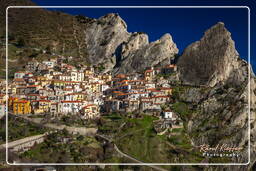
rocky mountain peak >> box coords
[115,33,179,74]
[177,22,240,87]
[159,33,173,41]
[120,32,149,58]
[98,13,128,29]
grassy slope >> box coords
[0,115,50,144]
[99,113,203,166]
[0,0,90,79]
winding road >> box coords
[5,113,168,171]
[96,134,168,171]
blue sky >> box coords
[31,0,255,72]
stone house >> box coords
[81,104,99,119]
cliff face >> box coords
[174,22,255,169]
[115,33,178,74]
[81,14,179,73]
[177,22,240,87]
[81,13,131,71]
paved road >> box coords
[96,134,168,171]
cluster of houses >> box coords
[0,56,179,121]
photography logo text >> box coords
[198,144,243,158]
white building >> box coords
[101,84,110,92]
[162,110,177,121]
[14,71,26,79]
[59,101,84,114]
[42,60,55,69]
[69,71,84,82]
[145,83,156,89]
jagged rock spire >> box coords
[177,22,240,87]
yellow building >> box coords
[36,76,48,82]
[101,74,112,82]
[8,97,18,108]
[52,80,65,88]
[72,93,85,101]
[36,76,51,86]
[13,100,31,114]
[84,67,94,77]
[160,87,173,95]
[31,100,51,114]
[144,69,154,81]
[0,94,6,104]
[90,83,100,93]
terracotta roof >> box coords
[66,93,85,95]
[164,110,172,112]
[27,85,39,88]
[32,100,51,102]
[13,78,25,82]
[113,91,122,94]
[145,70,153,73]
[15,100,29,103]
[159,87,172,90]
[115,74,126,78]
[83,104,96,108]
[26,94,40,96]
[164,64,176,68]
[61,100,82,103]
[153,96,169,98]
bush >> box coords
[172,102,191,120]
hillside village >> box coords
[0,55,180,124]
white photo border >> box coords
[5,6,251,166]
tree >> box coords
[45,45,51,54]
[16,37,25,47]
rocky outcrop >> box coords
[81,13,178,73]
[82,13,131,72]
[115,33,179,74]
[177,22,240,87]
[176,61,255,169]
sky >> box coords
[30,0,255,72]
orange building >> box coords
[13,100,31,114]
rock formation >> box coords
[177,22,240,87]
[82,14,179,73]
[174,22,255,170]
[115,33,178,74]
[82,13,131,72]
